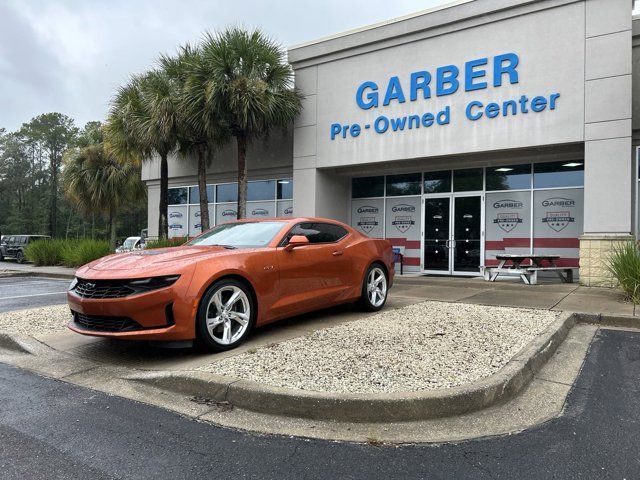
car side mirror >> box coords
[284,235,310,251]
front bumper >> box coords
[67,277,198,341]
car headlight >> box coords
[128,275,180,292]
[68,277,78,291]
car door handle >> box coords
[332,250,344,256]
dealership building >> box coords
[142,0,639,286]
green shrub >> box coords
[61,239,112,268]
[25,239,66,266]
[24,238,112,268]
[607,241,640,315]
[145,237,188,249]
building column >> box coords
[580,0,634,286]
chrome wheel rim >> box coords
[205,285,251,345]
[367,267,387,307]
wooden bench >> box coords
[527,267,577,285]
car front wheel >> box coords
[359,263,388,312]
[196,279,256,352]
[16,251,25,263]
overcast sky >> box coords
[0,0,455,132]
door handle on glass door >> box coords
[332,250,344,256]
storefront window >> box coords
[277,179,293,199]
[216,183,238,203]
[485,191,531,266]
[533,161,584,188]
[423,170,451,193]
[386,173,421,196]
[453,168,483,192]
[248,180,275,201]
[352,176,384,198]
[167,187,188,205]
[188,185,215,204]
[486,164,531,191]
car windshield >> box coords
[123,238,138,249]
[188,221,286,248]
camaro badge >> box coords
[493,213,522,233]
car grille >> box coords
[73,279,136,299]
[73,312,142,332]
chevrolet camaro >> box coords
[67,218,394,351]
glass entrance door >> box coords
[453,196,482,274]
[423,197,450,272]
[422,194,483,275]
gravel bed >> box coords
[200,301,560,394]
[0,305,71,336]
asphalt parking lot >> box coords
[0,276,69,313]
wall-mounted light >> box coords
[278,180,291,184]
[562,162,583,168]
[495,167,513,172]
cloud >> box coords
[0,0,449,132]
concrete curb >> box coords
[576,313,640,329]
[126,312,575,423]
[0,270,75,280]
[0,332,36,354]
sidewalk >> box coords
[394,274,636,318]
[0,261,76,279]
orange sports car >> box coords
[67,218,394,351]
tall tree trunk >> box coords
[109,206,117,249]
[197,145,210,232]
[159,152,169,240]
[236,135,247,220]
[48,168,57,237]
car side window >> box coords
[282,222,348,245]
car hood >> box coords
[84,246,233,273]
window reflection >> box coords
[167,187,188,205]
[352,176,384,198]
[386,173,421,196]
[534,161,584,188]
[423,171,451,194]
[453,168,483,192]
[486,164,531,191]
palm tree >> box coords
[199,27,303,218]
[159,45,229,232]
[106,71,180,240]
[63,126,145,248]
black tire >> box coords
[196,279,256,352]
[358,263,389,312]
[16,250,25,264]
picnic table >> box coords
[483,254,577,285]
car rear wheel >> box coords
[359,263,388,312]
[16,250,25,264]
[196,279,256,352]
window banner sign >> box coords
[485,191,531,265]
[246,201,276,219]
[533,189,583,266]
[350,198,384,238]
[188,205,216,237]
[277,200,293,217]
[216,203,238,225]
[384,196,421,270]
[167,205,188,238]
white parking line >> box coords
[2,292,67,300]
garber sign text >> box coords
[330,52,560,140]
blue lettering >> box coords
[465,57,488,91]
[390,116,407,131]
[421,112,434,127]
[374,116,389,133]
[466,101,483,121]
[549,93,560,110]
[436,65,459,96]
[410,71,431,101]
[356,81,379,110]
[531,96,547,112]
[383,76,406,106]
[485,102,500,118]
[493,53,519,87]
[350,124,361,137]
[330,123,341,140]
[408,115,420,129]
[437,106,450,125]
